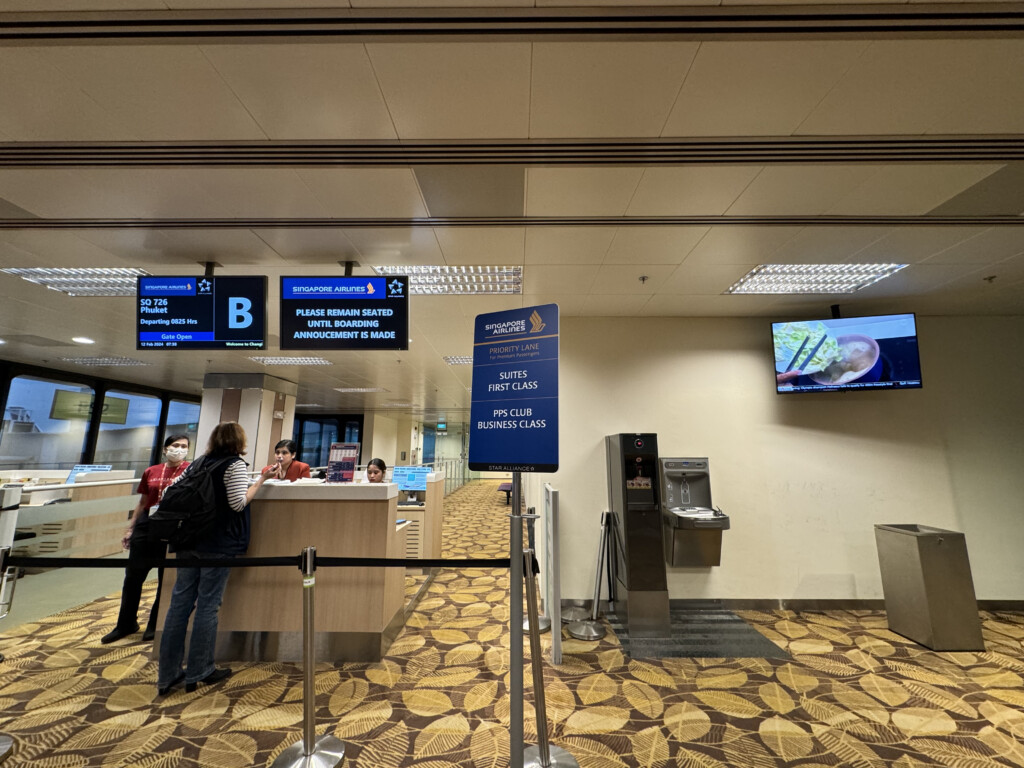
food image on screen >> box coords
[772,314,922,393]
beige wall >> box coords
[364,412,398,469]
[525,315,1024,602]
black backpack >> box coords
[148,455,236,549]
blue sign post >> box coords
[468,303,560,768]
[469,304,559,473]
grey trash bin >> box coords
[874,524,984,651]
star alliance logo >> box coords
[387,279,405,297]
[197,278,212,293]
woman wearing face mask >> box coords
[261,439,311,482]
[365,458,387,483]
[102,434,191,644]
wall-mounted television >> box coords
[137,276,266,350]
[772,313,922,394]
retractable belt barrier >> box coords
[0,481,573,768]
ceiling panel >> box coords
[641,294,778,317]
[525,227,616,266]
[800,40,1024,135]
[34,46,266,140]
[520,294,587,316]
[604,227,710,265]
[366,43,531,138]
[0,49,135,141]
[628,166,763,216]
[295,168,428,218]
[768,226,892,264]
[920,228,1024,265]
[522,264,598,295]
[531,42,699,137]
[849,228,988,265]
[525,168,644,216]
[339,228,445,264]
[578,294,651,316]
[826,164,1005,216]
[202,44,396,140]
[683,226,803,265]
[664,40,870,136]
[659,261,754,295]
[433,227,526,265]
[726,165,878,216]
[590,264,676,294]
[249,228,361,264]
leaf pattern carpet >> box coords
[1,479,1023,767]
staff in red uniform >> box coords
[261,439,311,482]
[102,433,191,644]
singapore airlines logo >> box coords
[529,310,545,333]
[366,282,375,295]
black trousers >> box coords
[115,531,167,634]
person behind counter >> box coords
[157,422,276,696]
[261,439,311,482]
[102,434,191,644]
[365,457,387,483]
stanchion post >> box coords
[270,546,346,768]
[523,549,579,768]
[509,472,524,768]
[0,546,14,761]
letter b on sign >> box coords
[229,297,253,329]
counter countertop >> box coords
[254,482,399,501]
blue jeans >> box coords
[157,552,231,688]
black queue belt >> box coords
[3,554,511,570]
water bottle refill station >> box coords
[605,434,671,637]
[660,458,730,566]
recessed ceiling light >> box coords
[248,356,332,366]
[372,265,522,295]
[725,264,907,294]
[0,339,5,345]
[443,356,473,365]
[60,356,149,367]
[71,336,95,344]
[334,387,390,393]
[2,267,150,296]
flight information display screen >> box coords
[137,276,266,350]
[280,276,409,350]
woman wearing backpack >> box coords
[156,422,275,696]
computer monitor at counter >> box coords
[392,466,429,493]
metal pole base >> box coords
[566,620,606,641]
[0,733,13,764]
[524,614,552,633]
[524,744,581,768]
[270,734,346,768]
[561,606,589,623]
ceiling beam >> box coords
[4,137,1024,167]
[3,4,1024,44]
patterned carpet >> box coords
[1,480,1024,767]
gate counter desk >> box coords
[155,481,404,663]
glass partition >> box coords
[166,399,201,459]
[0,376,93,472]
[94,390,162,474]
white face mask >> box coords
[165,446,188,461]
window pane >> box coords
[94,390,161,474]
[0,376,92,472]
[166,400,201,460]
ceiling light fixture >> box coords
[443,356,473,365]
[725,264,907,294]
[60,356,149,367]
[248,356,332,366]
[1,267,150,296]
[334,387,390,393]
[372,265,522,295]
[71,336,95,344]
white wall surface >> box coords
[526,315,1024,602]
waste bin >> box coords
[874,524,984,651]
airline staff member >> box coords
[102,434,190,644]
[261,439,311,482]
[366,458,387,483]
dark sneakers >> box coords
[100,623,140,644]
[185,667,232,693]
